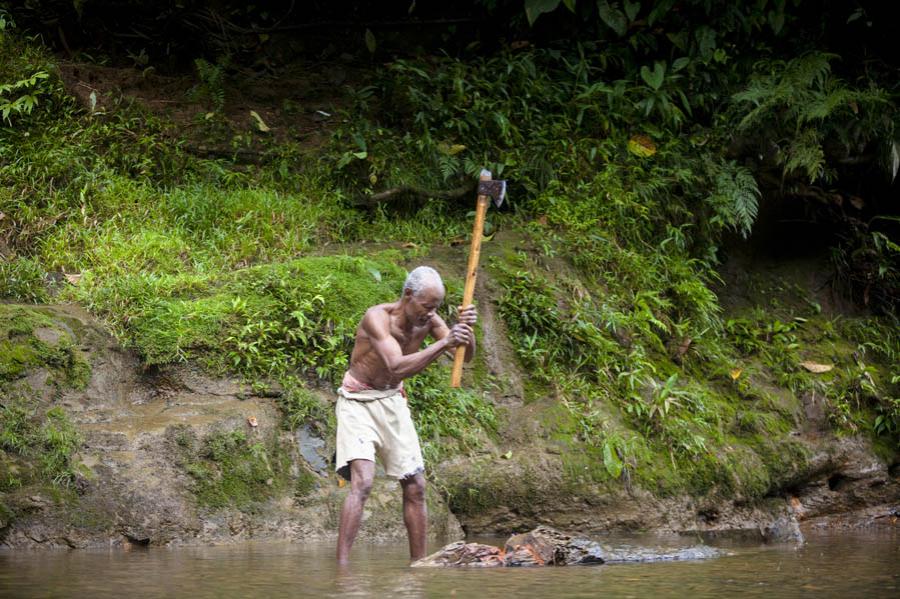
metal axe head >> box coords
[477,169,507,207]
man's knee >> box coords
[402,476,426,504]
[349,462,375,499]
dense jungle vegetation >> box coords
[1,0,898,504]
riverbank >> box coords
[1,271,896,548]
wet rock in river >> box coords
[412,541,505,567]
[600,543,722,563]
[761,514,804,544]
[504,526,606,566]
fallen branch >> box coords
[357,182,474,208]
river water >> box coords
[1,530,897,598]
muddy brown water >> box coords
[1,530,897,598]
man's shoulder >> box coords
[361,303,393,332]
[363,303,393,319]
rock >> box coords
[33,327,63,346]
[761,514,804,544]
[601,543,723,563]
[804,504,900,530]
[504,526,606,566]
[412,541,505,568]
[296,424,328,475]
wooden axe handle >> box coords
[450,172,492,388]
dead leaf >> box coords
[729,368,743,381]
[627,134,657,157]
[438,142,467,155]
[401,242,418,249]
[338,478,346,488]
[249,110,270,132]
[501,450,513,459]
[247,416,258,427]
[449,237,467,246]
[0,211,5,220]
[800,361,833,373]
[64,273,82,285]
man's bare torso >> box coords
[347,301,447,389]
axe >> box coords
[450,169,507,388]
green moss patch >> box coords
[172,427,293,512]
[0,399,82,493]
[0,305,90,388]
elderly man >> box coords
[335,266,476,564]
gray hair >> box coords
[403,266,445,296]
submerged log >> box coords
[356,181,475,208]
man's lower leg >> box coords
[336,460,375,564]
[401,473,428,561]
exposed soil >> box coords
[56,59,357,157]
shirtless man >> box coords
[334,266,476,565]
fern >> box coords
[189,57,228,112]
[436,153,459,182]
[733,53,836,130]
[782,128,826,182]
[733,52,892,183]
[707,160,760,239]
[730,167,760,239]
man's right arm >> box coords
[362,309,469,380]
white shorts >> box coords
[334,387,425,481]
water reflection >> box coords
[0,530,897,598]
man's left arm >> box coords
[432,305,477,362]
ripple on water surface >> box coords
[0,530,897,598]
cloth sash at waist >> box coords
[337,370,403,402]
